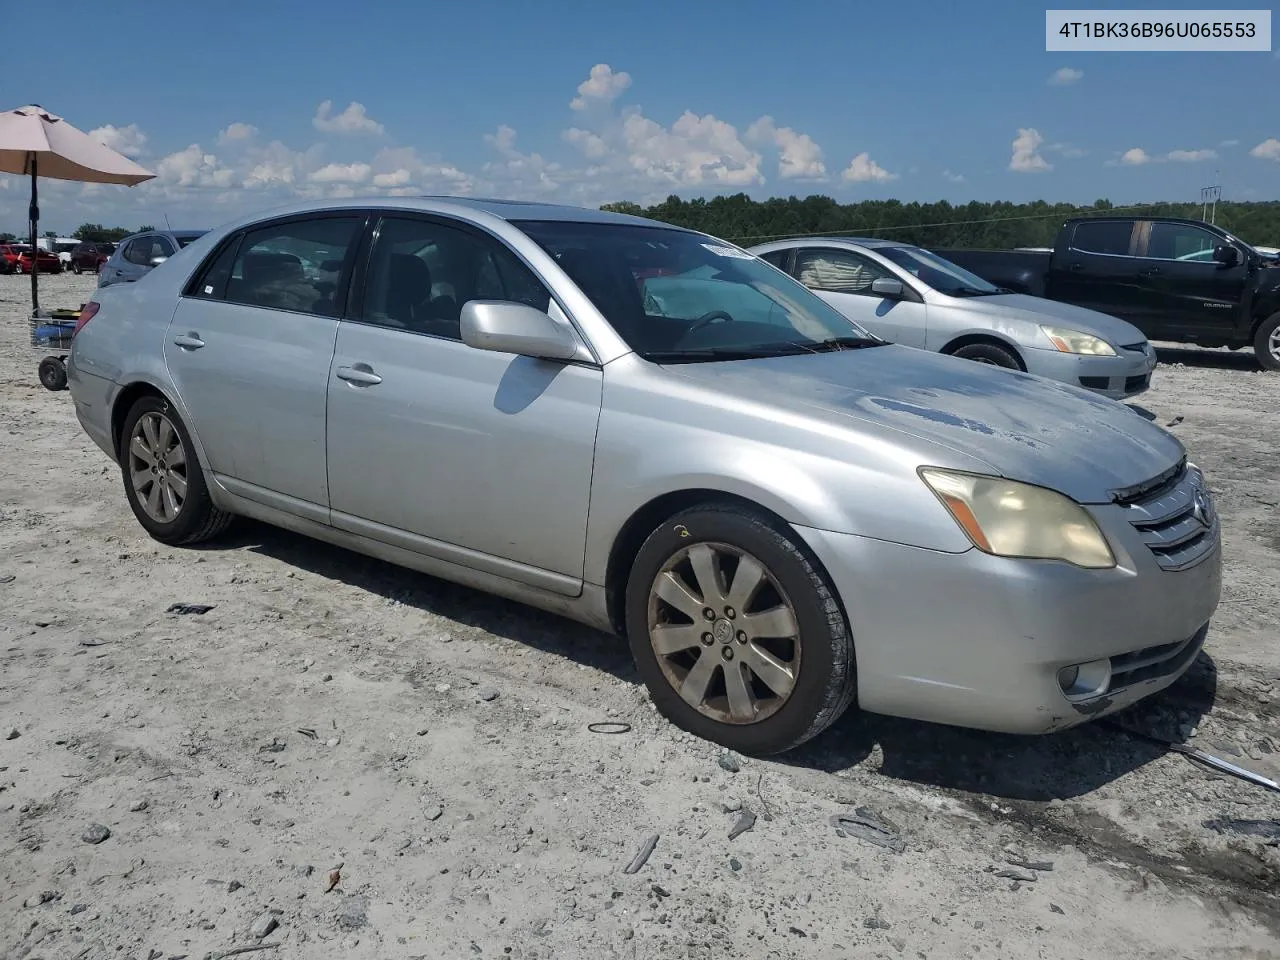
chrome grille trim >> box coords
[1123,465,1217,571]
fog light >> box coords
[1057,658,1111,701]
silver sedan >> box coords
[748,237,1157,400]
[66,198,1221,754]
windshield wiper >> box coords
[814,336,885,351]
[950,285,1001,297]
[642,347,797,363]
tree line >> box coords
[0,223,154,244]
[601,196,1280,249]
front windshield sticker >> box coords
[700,243,756,260]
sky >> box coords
[1,0,1277,236]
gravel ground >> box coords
[2,269,1278,960]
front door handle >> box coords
[336,364,383,386]
[173,332,205,350]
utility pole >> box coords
[1200,183,1221,224]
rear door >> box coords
[106,236,154,285]
[1133,220,1249,339]
[1049,219,1152,324]
[164,213,366,521]
[789,246,928,348]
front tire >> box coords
[73,261,83,275]
[119,395,233,546]
[1254,313,1280,372]
[625,503,856,755]
[951,341,1022,369]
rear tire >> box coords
[38,357,67,391]
[119,395,234,546]
[1254,313,1280,372]
[624,503,857,756]
[73,261,83,275]
[951,341,1022,369]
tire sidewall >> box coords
[954,342,1019,369]
[119,396,215,544]
[1255,313,1280,372]
[625,506,853,755]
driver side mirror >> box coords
[460,300,579,361]
[1212,244,1239,267]
[870,277,905,298]
[149,256,168,267]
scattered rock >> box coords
[435,683,452,694]
[70,904,88,915]
[81,823,111,844]
[23,890,59,908]
[249,910,279,939]
[1050,903,1066,915]
[729,858,742,872]
[322,674,334,682]
[789,926,808,937]
[129,799,149,813]
[864,917,891,930]
[996,867,1037,882]
[5,729,18,741]
[717,753,741,773]
[478,686,501,702]
[416,728,429,737]
[259,738,286,754]
[337,894,369,930]
[424,805,444,822]
[722,798,743,813]
[832,808,906,854]
[728,809,757,841]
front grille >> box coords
[1108,626,1205,692]
[1122,466,1218,571]
[1125,373,1150,392]
[1079,375,1109,389]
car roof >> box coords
[751,236,908,250]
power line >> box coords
[722,201,1190,244]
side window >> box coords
[758,249,791,271]
[793,248,894,294]
[154,236,176,258]
[1145,223,1220,261]
[1069,220,1135,256]
[123,239,152,266]
[361,217,551,339]
[224,217,363,317]
[189,236,242,299]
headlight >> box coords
[1040,325,1116,356]
[919,468,1116,569]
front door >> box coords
[325,214,602,590]
[791,246,928,348]
[165,214,366,518]
[1134,220,1250,339]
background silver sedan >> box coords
[67,198,1219,755]
[748,237,1157,400]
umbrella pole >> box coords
[27,153,39,316]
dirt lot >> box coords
[2,269,1278,960]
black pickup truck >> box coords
[937,216,1280,370]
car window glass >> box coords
[1146,223,1220,261]
[794,248,894,294]
[190,238,241,299]
[223,217,362,317]
[361,217,551,339]
[124,239,152,266]
[1070,220,1133,256]
[154,237,176,258]
[758,249,790,270]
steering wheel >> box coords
[683,310,735,337]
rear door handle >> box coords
[336,364,382,386]
[173,332,205,350]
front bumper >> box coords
[1021,342,1156,400]
[794,500,1221,734]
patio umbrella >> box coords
[0,104,155,314]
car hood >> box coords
[665,345,1183,504]
[950,293,1147,347]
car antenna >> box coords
[164,212,172,231]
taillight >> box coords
[73,301,100,337]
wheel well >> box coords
[1253,309,1280,337]
[940,334,1026,371]
[603,489,800,637]
[110,382,167,460]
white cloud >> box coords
[1250,138,1280,161]
[480,125,562,196]
[89,123,148,158]
[621,111,763,187]
[1166,148,1216,162]
[1009,128,1052,172]
[155,144,234,187]
[309,162,371,184]
[570,64,632,110]
[841,152,897,183]
[313,100,384,136]
[370,145,473,194]
[1110,146,1217,166]
[1048,67,1083,86]
[217,122,258,145]
[942,169,966,183]
[563,127,610,160]
[372,168,413,188]
[746,116,826,180]
[1119,147,1152,165]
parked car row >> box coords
[0,240,122,274]
[937,216,1280,371]
[65,197,1222,756]
[1,242,63,273]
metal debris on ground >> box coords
[755,772,774,821]
[996,867,1037,882]
[1106,721,1280,793]
[78,637,112,647]
[210,945,280,958]
[296,728,317,740]
[728,809,757,841]
[831,808,906,854]
[1203,818,1280,844]
[166,603,215,616]
[0,574,14,584]
[623,833,659,874]
[1166,415,1184,427]
[1006,855,1054,872]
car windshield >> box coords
[877,245,1003,296]
[515,220,882,362]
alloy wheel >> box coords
[127,412,189,523]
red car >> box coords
[69,240,115,274]
[6,244,62,274]
[0,244,25,274]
